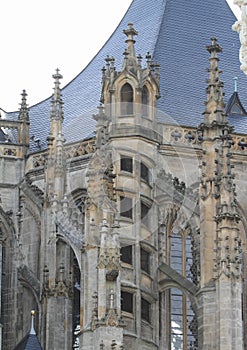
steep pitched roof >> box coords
[14,334,43,350]
[5,0,247,150]
[226,91,247,115]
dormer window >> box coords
[142,85,149,117]
[121,83,133,115]
[226,91,247,116]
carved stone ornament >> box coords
[106,269,119,281]
[232,1,247,74]
[105,308,119,327]
[97,247,121,270]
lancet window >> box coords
[160,207,198,349]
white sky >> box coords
[0,0,242,112]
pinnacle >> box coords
[18,89,29,121]
[50,68,64,121]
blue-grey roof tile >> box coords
[5,0,247,150]
[14,333,43,350]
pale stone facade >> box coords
[0,23,247,350]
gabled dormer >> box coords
[226,77,247,116]
[100,23,160,137]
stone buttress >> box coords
[198,38,243,350]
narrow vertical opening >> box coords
[142,85,149,117]
[121,83,133,115]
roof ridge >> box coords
[152,0,168,59]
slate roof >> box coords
[5,0,247,151]
[14,333,43,350]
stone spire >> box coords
[18,90,29,121]
[46,68,66,200]
[199,37,238,283]
[203,37,225,126]
[199,38,228,196]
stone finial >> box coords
[123,22,138,52]
[137,54,142,67]
[50,68,64,121]
[206,37,222,55]
[122,23,138,69]
[146,52,152,68]
[18,90,29,121]
[93,104,108,125]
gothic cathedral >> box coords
[1,1,247,349]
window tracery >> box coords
[160,205,199,349]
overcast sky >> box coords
[0,0,241,112]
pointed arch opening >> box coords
[158,204,199,349]
[121,83,133,115]
[54,239,81,349]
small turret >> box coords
[100,23,160,140]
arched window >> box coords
[55,240,81,349]
[159,210,199,349]
[169,226,198,284]
[121,83,133,115]
[142,85,149,116]
[167,288,197,350]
